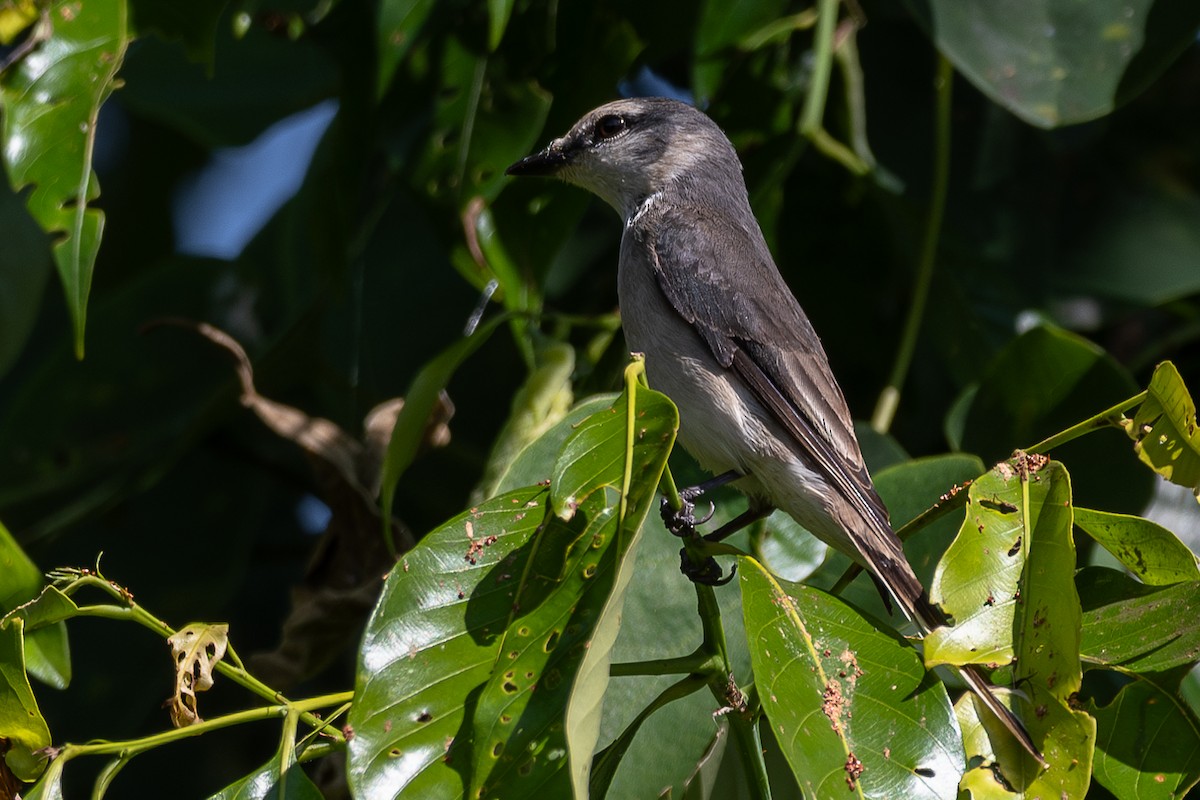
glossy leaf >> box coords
[348,386,676,799]
[0,0,129,357]
[928,456,1094,793]
[206,746,323,799]
[1092,677,1200,800]
[0,618,51,782]
[1123,361,1200,501]
[1074,507,1200,585]
[906,0,1200,127]
[1078,567,1200,672]
[741,556,964,799]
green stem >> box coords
[64,576,345,740]
[724,703,771,800]
[1025,391,1145,454]
[872,55,954,434]
[610,651,718,678]
[800,0,838,135]
[58,692,353,762]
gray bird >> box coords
[506,96,1042,765]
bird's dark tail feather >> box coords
[894,584,1047,768]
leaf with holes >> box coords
[1075,507,1200,585]
[1123,361,1200,502]
[1078,567,1200,672]
[167,623,228,727]
[0,0,130,357]
[929,456,1094,793]
[740,556,964,799]
[347,386,676,800]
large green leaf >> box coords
[741,557,964,799]
[928,456,1094,794]
[905,0,1200,128]
[1074,507,1200,585]
[0,0,129,358]
[1122,361,1200,501]
[1078,568,1200,672]
[348,386,676,799]
[1092,676,1200,800]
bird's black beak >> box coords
[506,145,569,177]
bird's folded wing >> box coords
[643,204,894,545]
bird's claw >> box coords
[679,548,737,586]
[661,495,698,538]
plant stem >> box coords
[609,652,717,677]
[65,575,345,740]
[872,54,954,434]
[799,0,838,136]
[1025,391,1145,454]
[56,692,353,762]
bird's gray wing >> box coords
[641,202,899,568]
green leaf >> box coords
[740,556,965,799]
[1074,507,1200,585]
[491,394,616,498]
[205,746,323,799]
[959,324,1150,512]
[378,315,507,541]
[1078,567,1200,672]
[0,0,130,358]
[1123,361,1200,501]
[348,387,676,799]
[1092,677,1200,800]
[928,457,1094,790]
[905,0,1200,128]
[486,0,514,51]
[0,523,70,689]
[377,0,437,99]
[19,755,64,800]
[0,617,52,782]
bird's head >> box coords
[506,97,741,220]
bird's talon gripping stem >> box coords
[661,494,698,538]
[679,548,738,586]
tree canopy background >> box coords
[3,1,1200,798]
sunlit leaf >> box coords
[0,523,70,689]
[348,386,676,799]
[0,0,130,357]
[1074,507,1200,585]
[928,456,1094,792]
[1123,361,1200,501]
[741,556,964,799]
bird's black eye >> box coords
[594,115,627,141]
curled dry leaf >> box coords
[167,623,229,727]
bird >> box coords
[505,96,1043,765]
